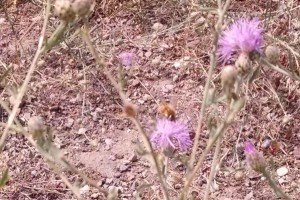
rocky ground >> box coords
[0,0,299,199]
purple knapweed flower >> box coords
[218,18,263,63]
[118,52,135,68]
[244,141,266,172]
[151,118,191,151]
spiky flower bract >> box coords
[151,118,191,151]
[218,18,263,63]
[118,52,134,68]
[244,141,266,173]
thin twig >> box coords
[203,136,222,200]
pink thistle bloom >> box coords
[151,118,191,151]
[218,18,263,63]
[244,141,266,172]
[118,52,135,67]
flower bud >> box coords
[54,0,76,22]
[244,141,267,173]
[221,65,237,89]
[28,116,45,139]
[235,53,250,74]
[72,0,94,17]
[265,45,280,64]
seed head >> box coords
[265,45,280,64]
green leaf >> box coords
[0,168,9,188]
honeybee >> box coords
[158,98,177,121]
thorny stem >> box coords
[203,135,223,200]
[188,0,231,180]
[0,0,51,152]
[261,57,300,81]
[262,169,292,200]
[80,21,170,200]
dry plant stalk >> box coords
[0,0,52,152]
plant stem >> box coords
[262,169,292,200]
[180,117,230,199]
[261,57,300,81]
[203,135,222,200]
[0,0,51,152]
[189,0,231,170]
[184,1,231,198]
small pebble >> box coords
[234,171,244,180]
[276,166,288,177]
[78,128,87,135]
[79,185,90,195]
[174,184,182,190]
[91,193,100,199]
[66,118,74,128]
[119,164,130,172]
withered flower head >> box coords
[118,52,135,68]
[244,141,267,173]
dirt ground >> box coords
[0,0,299,199]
